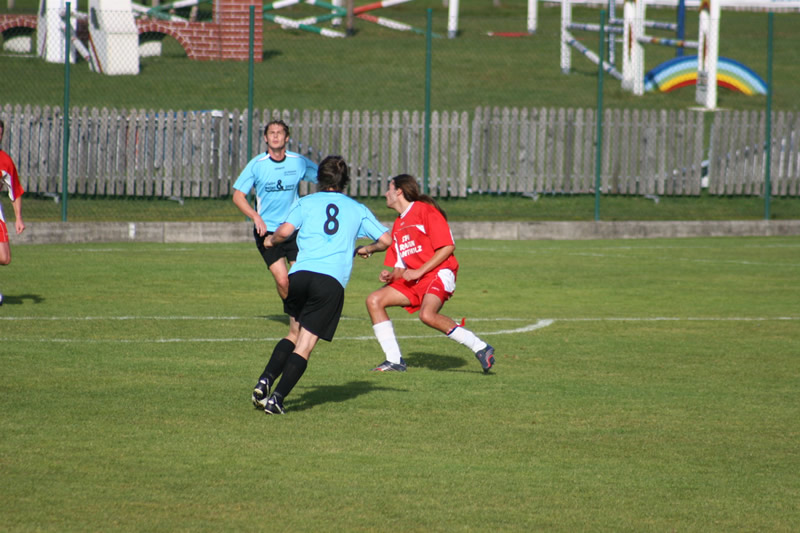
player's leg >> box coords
[418,293,455,333]
[254,228,291,300]
[268,258,290,300]
[251,266,301,408]
[365,284,411,324]
[270,236,299,302]
[366,285,412,371]
[252,327,297,408]
[264,271,341,414]
[0,220,11,266]
[264,327,319,415]
[418,279,495,374]
[0,224,6,304]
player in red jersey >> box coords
[0,120,26,305]
[358,174,495,373]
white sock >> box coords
[373,320,403,364]
[447,325,487,353]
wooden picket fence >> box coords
[2,103,798,198]
[708,110,800,196]
[470,106,706,195]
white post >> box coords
[37,0,77,63]
[527,0,537,35]
[631,0,645,95]
[621,0,634,90]
[696,0,720,110]
[88,0,140,75]
[560,0,571,74]
[447,0,459,38]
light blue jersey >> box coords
[285,192,389,288]
[232,151,318,231]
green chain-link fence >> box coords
[1,0,799,222]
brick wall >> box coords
[137,0,262,62]
[0,14,38,33]
[0,4,262,63]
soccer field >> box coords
[1,238,799,531]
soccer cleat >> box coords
[252,379,270,409]
[475,344,495,373]
[263,395,285,415]
[371,358,407,372]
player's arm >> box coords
[377,234,404,283]
[11,195,24,234]
[263,222,296,248]
[402,245,455,282]
[232,189,267,236]
[303,157,319,183]
[356,231,391,259]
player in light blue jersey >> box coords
[285,187,387,289]
[232,120,318,303]
[250,155,391,415]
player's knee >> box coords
[274,277,289,296]
[365,291,382,311]
[418,307,437,327]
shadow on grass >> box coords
[405,351,470,372]
[288,380,402,413]
[263,50,283,61]
[0,293,46,305]
[260,314,289,326]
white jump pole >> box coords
[621,0,635,91]
[560,0,572,74]
[696,0,720,110]
[37,0,77,63]
[527,0,537,34]
[623,0,719,109]
[632,0,646,95]
[447,0,459,38]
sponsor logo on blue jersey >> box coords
[263,179,296,193]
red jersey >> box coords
[385,201,459,274]
[0,149,24,223]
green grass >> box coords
[1,2,799,111]
[1,237,799,531]
[6,192,800,222]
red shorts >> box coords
[389,268,456,314]
[0,220,8,243]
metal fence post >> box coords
[424,8,433,196]
[594,10,606,221]
[248,5,255,162]
[61,2,71,221]
[764,12,774,220]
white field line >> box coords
[1,316,798,344]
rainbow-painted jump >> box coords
[645,55,767,95]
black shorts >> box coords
[253,226,299,268]
[283,270,345,342]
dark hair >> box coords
[264,119,289,138]
[316,155,350,192]
[390,174,446,220]
[0,119,4,130]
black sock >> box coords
[261,338,295,383]
[272,353,308,402]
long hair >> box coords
[316,155,350,192]
[391,174,447,220]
